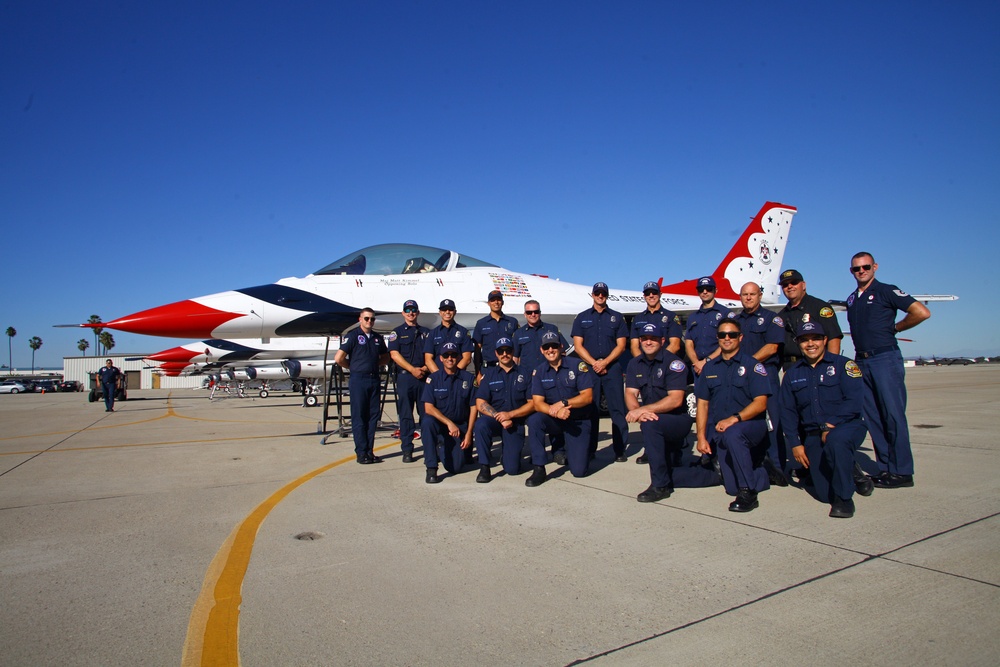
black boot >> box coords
[425,467,440,484]
[728,488,759,512]
[476,464,492,484]
[525,465,547,487]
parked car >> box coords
[0,380,29,394]
[34,379,61,393]
[60,380,83,392]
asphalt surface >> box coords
[1,366,998,666]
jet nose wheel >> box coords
[304,394,318,407]
[259,389,269,399]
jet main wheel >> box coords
[304,394,318,407]
[259,389,269,399]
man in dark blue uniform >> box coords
[473,290,519,380]
[424,299,473,373]
[685,277,734,377]
[626,323,720,503]
[525,332,595,486]
[421,342,478,484]
[694,318,772,512]
[97,359,122,412]
[735,281,788,486]
[512,300,568,374]
[572,282,629,462]
[778,269,844,370]
[388,299,430,463]
[334,308,389,464]
[631,281,683,356]
[473,337,535,482]
[780,322,869,518]
[847,252,930,489]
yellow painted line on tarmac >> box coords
[181,441,398,667]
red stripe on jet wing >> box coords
[98,300,243,338]
[145,346,199,362]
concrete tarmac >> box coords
[1,366,998,666]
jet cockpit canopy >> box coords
[313,243,497,276]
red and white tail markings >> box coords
[660,202,797,302]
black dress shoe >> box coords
[525,465,547,487]
[871,472,914,489]
[357,455,372,464]
[636,454,648,464]
[369,454,383,463]
[553,451,567,466]
[728,488,759,513]
[792,467,813,485]
[425,468,440,484]
[401,452,414,463]
[853,463,874,496]
[615,454,628,463]
[476,464,492,484]
[764,457,788,487]
[637,485,672,503]
[829,496,855,518]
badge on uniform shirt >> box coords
[894,289,909,297]
[757,317,764,325]
[669,360,686,372]
[455,330,463,339]
[517,374,524,384]
[737,366,746,376]
[845,361,862,378]
[826,365,836,376]
[357,335,366,344]
[387,331,398,342]
[714,312,722,321]
[661,315,669,323]
[656,368,663,378]
[425,377,432,384]
[610,315,617,323]
[773,316,784,327]
[578,362,589,373]
[462,381,469,390]
[868,294,874,302]
[802,313,811,323]
[567,370,575,380]
[820,307,834,318]
[754,363,767,376]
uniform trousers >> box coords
[395,372,424,455]
[857,349,913,475]
[527,412,591,478]
[473,416,526,475]
[420,417,469,474]
[764,371,786,468]
[101,383,117,411]
[589,364,628,456]
[349,375,381,459]
[639,414,719,488]
[712,419,770,495]
[801,420,868,503]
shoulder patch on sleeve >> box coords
[845,360,862,378]
[893,289,909,297]
[387,331,398,342]
[753,363,768,376]
[669,359,686,373]
[772,316,784,327]
[578,361,590,373]
[819,307,834,318]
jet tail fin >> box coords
[660,202,797,302]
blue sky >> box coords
[3,1,997,368]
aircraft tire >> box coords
[259,390,269,399]
[304,394,318,407]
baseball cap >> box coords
[639,322,662,337]
[487,290,504,302]
[697,277,716,290]
[540,331,561,346]
[795,321,823,338]
[780,269,804,285]
[495,337,513,351]
[403,299,419,311]
[642,281,659,294]
[440,342,460,353]
[439,299,456,311]
[592,282,609,295]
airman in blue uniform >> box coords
[335,308,390,464]
[626,323,720,503]
[424,299,473,373]
[571,282,629,461]
[847,252,930,488]
[473,337,535,482]
[694,318,772,512]
[421,342,477,484]
[97,359,122,412]
[630,281,683,356]
[473,290,519,377]
[512,300,568,375]
[525,332,595,486]
[685,277,734,377]
[778,269,844,369]
[387,299,429,462]
[780,321,869,518]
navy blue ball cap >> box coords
[592,282,609,295]
[640,322,662,337]
[488,290,504,302]
[697,276,716,289]
[439,299,456,311]
[780,269,804,285]
[495,337,513,351]
[540,331,561,346]
[403,299,419,310]
[795,321,823,338]
[440,342,460,353]
[642,281,659,294]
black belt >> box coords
[856,345,898,359]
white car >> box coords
[0,380,29,394]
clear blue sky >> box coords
[3,1,997,368]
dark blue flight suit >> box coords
[694,350,772,495]
[735,307,786,467]
[97,364,122,411]
[388,322,429,457]
[423,322,474,361]
[626,351,719,489]
[527,359,595,478]
[421,369,476,474]
[571,306,629,457]
[780,353,868,504]
[340,330,388,461]
[473,313,519,367]
[846,279,917,476]
[685,302,733,361]
[513,321,568,375]
[474,364,531,475]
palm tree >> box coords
[28,336,42,373]
[88,315,103,355]
[77,339,90,356]
[5,327,14,375]
[99,331,115,355]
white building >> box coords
[62,355,204,390]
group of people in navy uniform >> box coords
[332,252,929,519]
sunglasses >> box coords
[524,310,541,315]
[541,343,561,351]
[361,316,375,322]
[593,292,608,297]
[698,287,715,293]
[781,281,802,287]
[850,264,873,274]
[643,290,659,296]
[496,348,513,355]
[717,331,741,339]
[441,353,460,359]
[403,308,418,314]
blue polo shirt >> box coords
[694,350,771,425]
[422,369,476,423]
[97,365,121,386]
[475,364,530,412]
[631,307,683,344]
[779,353,865,448]
[625,350,688,415]
[339,330,387,376]
[473,313,519,359]
[571,306,628,361]
[423,322,474,358]
[846,279,917,353]
[734,307,785,368]
[686,302,734,359]
[513,321,568,372]
[388,323,430,369]
[531,358,596,415]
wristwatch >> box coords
[562,399,571,408]
[733,413,742,422]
